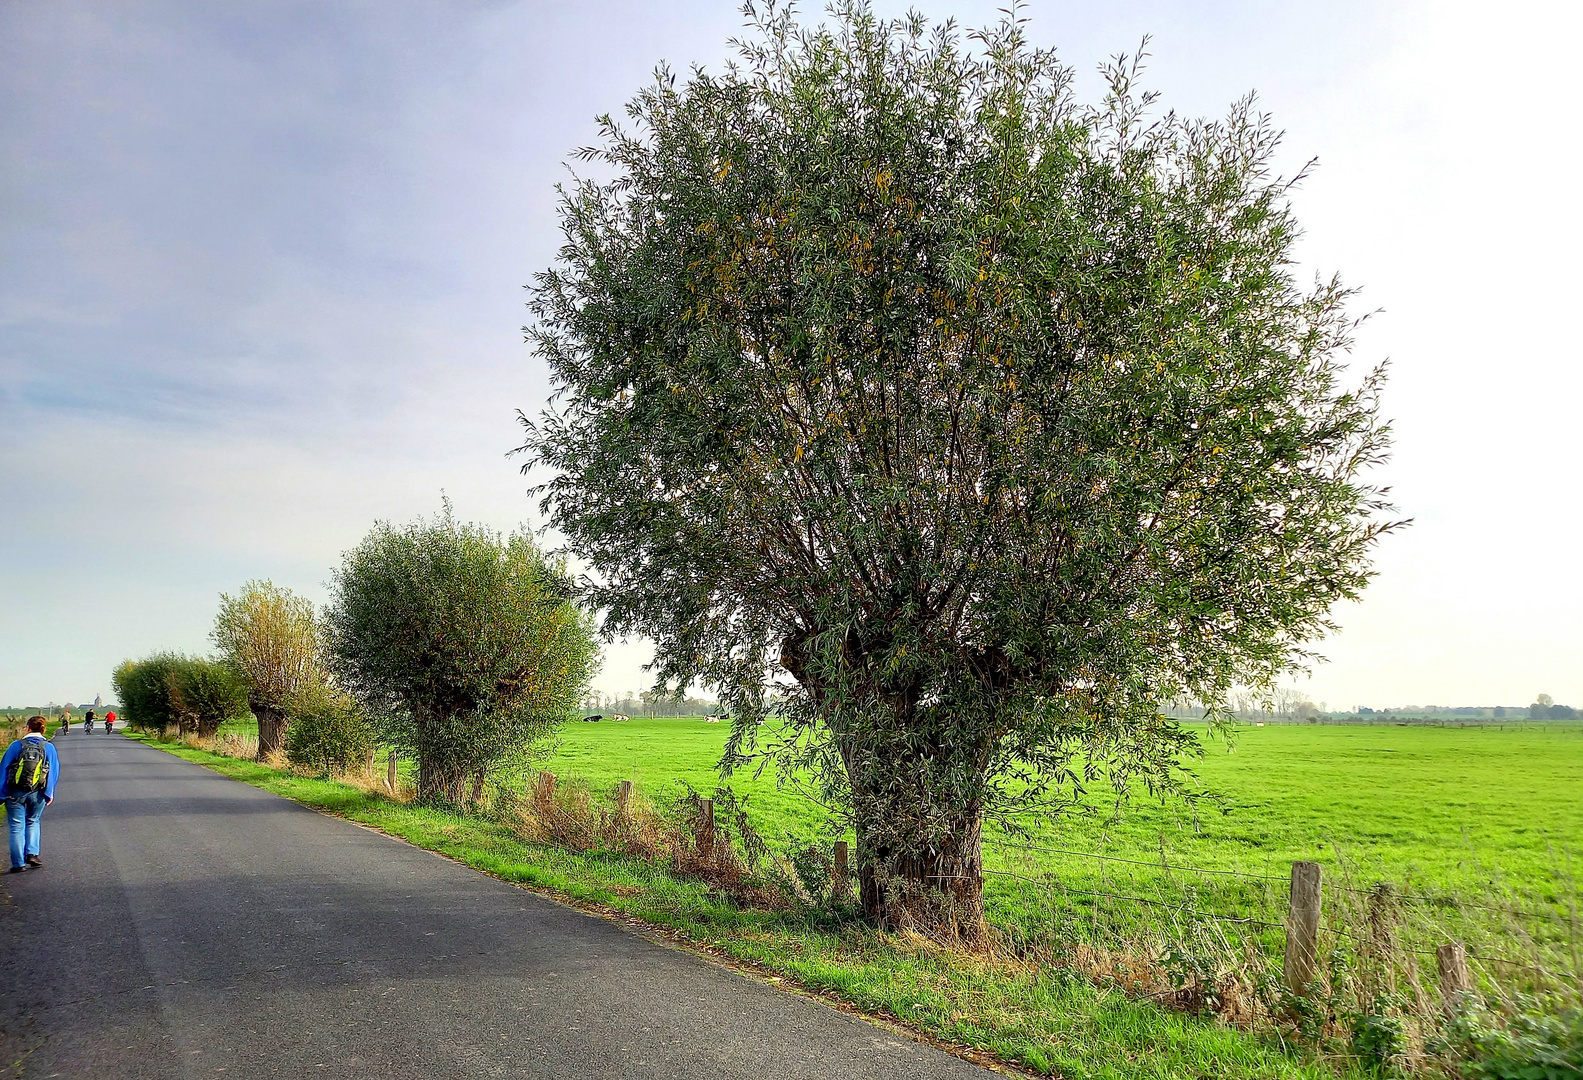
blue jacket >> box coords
[0,734,60,801]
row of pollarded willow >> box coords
[111,653,249,737]
[519,2,1399,931]
[174,510,602,804]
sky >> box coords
[2,0,1579,711]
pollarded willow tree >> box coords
[212,581,327,759]
[323,507,601,804]
[520,2,1397,929]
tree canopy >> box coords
[520,2,1396,927]
[212,580,327,758]
[324,507,601,804]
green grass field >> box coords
[544,717,1583,986]
[545,718,1583,895]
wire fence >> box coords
[977,831,1581,1028]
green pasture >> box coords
[549,718,1582,890]
[545,717,1583,962]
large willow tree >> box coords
[520,2,1396,929]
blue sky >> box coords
[3,1,1579,710]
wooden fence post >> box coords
[535,770,557,806]
[699,798,715,857]
[833,840,849,895]
[386,750,398,794]
[365,748,376,778]
[1284,860,1323,996]
[615,780,633,818]
[1437,942,1472,1007]
[1365,883,1398,992]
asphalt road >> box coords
[0,731,994,1080]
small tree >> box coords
[167,657,250,737]
[112,654,184,733]
[324,507,601,804]
[284,687,376,775]
[212,581,326,758]
[521,4,1397,928]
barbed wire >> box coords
[988,867,1565,974]
[982,867,1288,932]
[985,840,1572,924]
[986,839,1288,882]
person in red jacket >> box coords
[104,711,116,733]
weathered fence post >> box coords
[535,770,557,807]
[615,780,633,819]
[386,750,398,794]
[1365,882,1398,992]
[365,748,376,778]
[1437,942,1472,1007]
[699,798,715,858]
[833,840,849,896]
[1284,860,1323,995]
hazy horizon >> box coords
[5,1,1580,710]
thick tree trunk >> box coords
[254,703,287,759]
[417,758,468,805]
[855,806,986,937]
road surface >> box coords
[0,731,994,1079]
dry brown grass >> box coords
[176,730,414,799]
[506,773,784,907]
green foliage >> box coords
[1439,1005,1583,1080]
[520,1,1397,921]
[166,656,250,737]
[211,579,326,756]
[111,653,185,732]
[1347,994,1408,1072]
[284,688,376,775]
[324,505,602,803]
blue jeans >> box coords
[6,791,45,868]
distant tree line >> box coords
[1528,694,1576,720]
[582,691,720,718]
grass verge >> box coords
[124,731,1361,1080]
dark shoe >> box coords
[24,855,41,868]
[7,866,24,874]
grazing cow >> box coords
[583,714,602,722]
[611,714,630,722]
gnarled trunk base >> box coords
[255,703,287,760]
[417,759,468,805]
[856,819,986,940]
